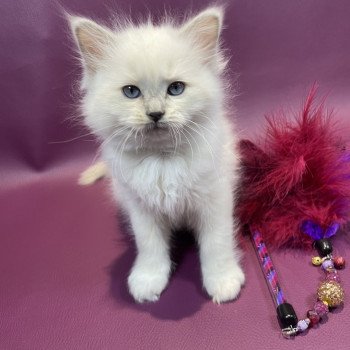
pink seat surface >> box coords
[1,1,350,349]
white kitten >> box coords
[69,7,245,303]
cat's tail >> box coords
[78,161,108,186]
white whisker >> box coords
[177,125,194,163]
[184,122,219,180]
[116,128,135,182]
[182,125,201,156]
[186,118,216,137]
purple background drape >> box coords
[1,1,350,349]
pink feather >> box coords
[237,89,350,248]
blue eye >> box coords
[167,81,185,96]
[122,85,141,99]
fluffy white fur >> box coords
[70,7,245,303]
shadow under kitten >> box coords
[108,209,206,320]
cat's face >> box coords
[70,8,225,151]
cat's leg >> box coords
[127,203,171,303]
[196,182,245,303]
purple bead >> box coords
[325,271,341,283]
[322,259,334,271]
[297,319,310,332]
[314,301,329,317]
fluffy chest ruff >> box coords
[108,150,214,220]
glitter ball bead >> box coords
[307,310,320,327]
[333,256,346,270]
[317,281,345,307]
[313,301,329,317]
[312,256,323,266]
[297,319,310,332]
[326,271,341,283]
[321,259,334,271]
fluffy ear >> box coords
[181,7,223,54]
[69,16,114,73]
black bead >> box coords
[276,303,298,329]
[314,239,333,257]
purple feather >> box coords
[301,220,323,240]
[324,222,340,238]
[301,220,340,240]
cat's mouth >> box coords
[145,122,169,132]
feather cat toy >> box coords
[238,88,350,337]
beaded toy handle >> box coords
[251,226,345,338]
[251,231,286,307]
[251,230,298,337]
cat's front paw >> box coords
[203,265,245,304]
[128,265,170,303]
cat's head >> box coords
[69,7,227,152]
